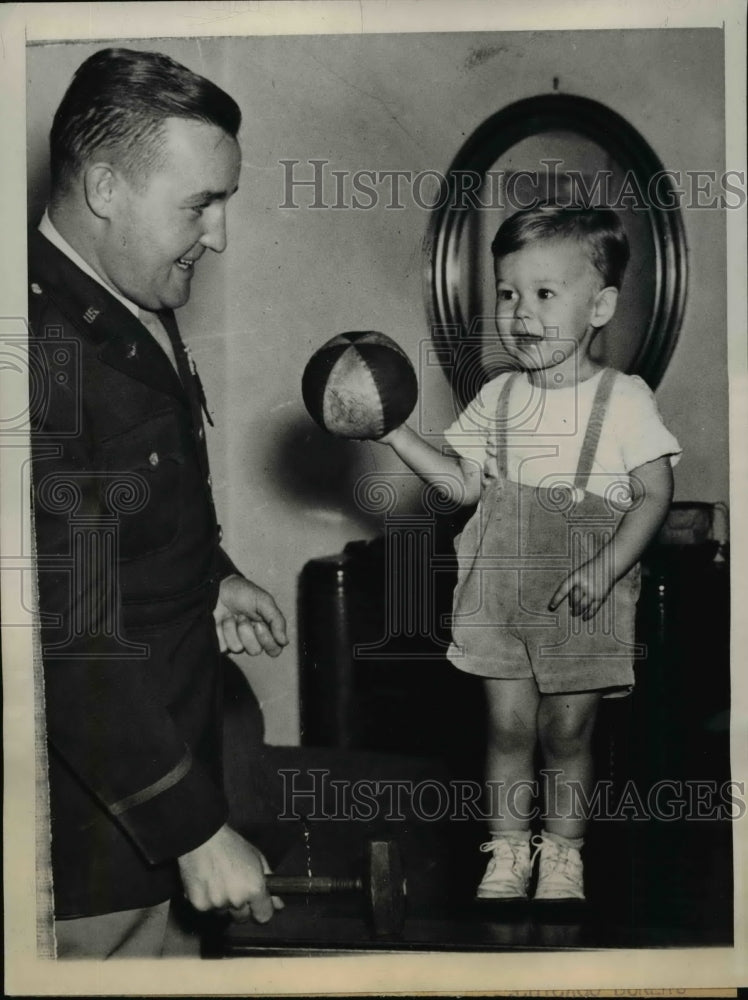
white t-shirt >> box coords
[444,369,681,504]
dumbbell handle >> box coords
[265,874,363,895]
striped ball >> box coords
[302,331,418,440]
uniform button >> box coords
[149,451,159,467]
[198,427,205,440]
[31,283,43,295]
[217,524,224,542]
[207,474,212,487]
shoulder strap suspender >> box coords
[574,368,618,491]
[494,372,521,479]
[492,368,617,489]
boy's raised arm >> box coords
[378,423,482,507]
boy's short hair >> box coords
[50,47,242,201]
[490,204,630,290]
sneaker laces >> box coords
[530,833,582,876]
[480,837,528,874]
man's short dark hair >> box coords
[50,47,242,200]
[491,204,630,290]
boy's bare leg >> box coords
[483,677,540,832]
[537,690,602,838]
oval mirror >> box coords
[425,94,688,408]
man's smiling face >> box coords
[100,116,241,311]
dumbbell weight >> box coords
[264,839,407,938]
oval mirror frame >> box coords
[425,94,688,392]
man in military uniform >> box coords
[29,47,288,958]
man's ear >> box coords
[83,162,120,220]
[591,286,619,329]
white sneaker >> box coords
[531,833,585,901]
[476,837,531,900]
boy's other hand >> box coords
[549,557,614,621]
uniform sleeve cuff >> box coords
[216,545,242,582]
[114,752,229,865]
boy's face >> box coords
[493,237,616,380]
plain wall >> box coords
[27,28,727,744]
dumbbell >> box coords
[265,839,407,938]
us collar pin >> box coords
[184,344,214,427]
[184,344,198,378]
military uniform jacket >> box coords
[29,229,237,917]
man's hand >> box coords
[214,574,288,657]
[549,555,614,622]
[177,823,283,923]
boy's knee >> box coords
[538,718,593,760]
[488,715,536,755]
